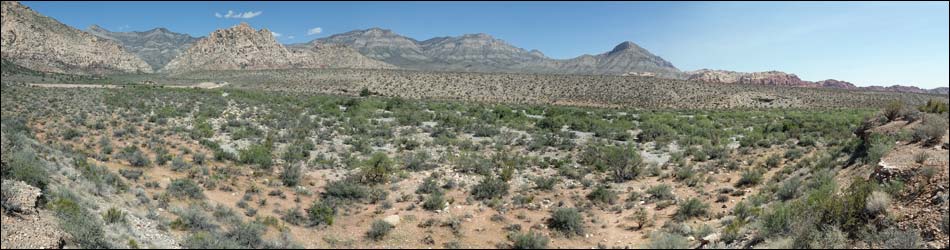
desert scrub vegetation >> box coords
[509,231,549,249]
[167,178,204,200]
[366,220,394,241]
[548,208,585,237]
[2,79,943,249]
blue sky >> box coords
[22,1,950,88]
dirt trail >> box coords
[27,82,229,89]
[28,83,120,89]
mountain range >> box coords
[306,28,683,78]
[0,1,944,95]
[86,25,200,71]
[161,23,392,72]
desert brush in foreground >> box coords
[2,83,947,249]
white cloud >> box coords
[287,36,295,39]
[307,27,323,36]
[271,32,282,37]
[215,10,262,19]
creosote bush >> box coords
[167,178,204,200]
[471,176,509,201]
[674,198,709,221]
[510,231,549,249]
[367,220,394,241]
[548,208,585,237]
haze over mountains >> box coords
[0,0,945,95]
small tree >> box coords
[603,146,643,183]
[884,101,904,122]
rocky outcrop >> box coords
[0,180,66,249]
[686,69,811,87]
[1,211,66,249]
[1,180,41,214]
[859,85,950,95]
[164,23,391,72]
[688,69,946,95]
[0,1,152,74]
[815,79,858,90]
[86,25,200,71]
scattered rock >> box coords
[1,180,42,214]
[383,215,401,226]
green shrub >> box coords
[423,191,447,211]
[48,191,111,249]
[281,207,308,226]
[646,232,689,249]
[533,176,558,191]
[416,175,441,195]
[735,168,763,188]
[547,208,585,237]
[879,228,923,249]
[765,155,782,168]
[225,222,266,248]
[647,184,675,201]
[604,146,643,182]
[121,146,151,167]
[759,202,794,238]
[776,177,801,201]
[240,144,273,170]
[884,101,905,122]
[366,220,394,241]
[454,153,493,176]
[62,128,82,140]
[361,152,394,184]
[193,153,206,166]
[182,231,242,249]
[308,200,336,227]
[510,231,549,249]
[119,169,143,181]
[586,185,618,206]
[674,198,709,221]
[865,135,894,165]
[322,179,368,201]
[913,114,948,145]
[281,164,302,187]
[102,207,126,224]
[471,176,509,201]
[170,206,218,232]
[6,147,49,191]
[167,178,204,200]
[865,191,890,216]
[918,99,949,114]
[403,151,436,171]
[170,157,191,172]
